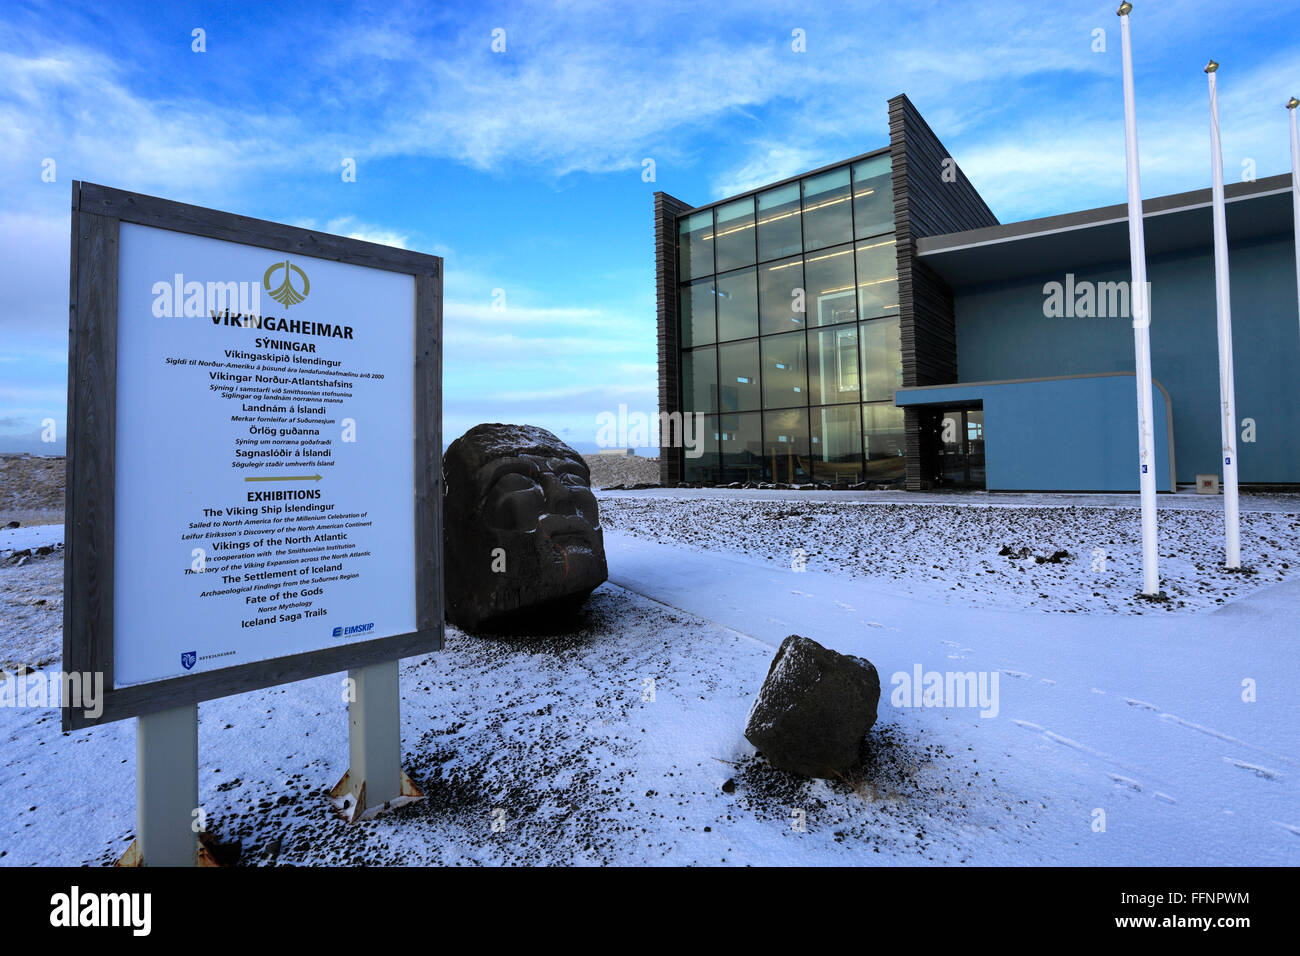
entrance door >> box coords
[935,407,985,488]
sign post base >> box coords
[328,660,423,823]
[115,703,204,866]
[115,832,222,867]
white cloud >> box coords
[323,216,410,249]
[710,143,825,200]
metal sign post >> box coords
[330,660,423,823]
[1206,61,1242,569]
[119,705,202,867]
[1117,2,1161,596]
[1289,97,1300,346]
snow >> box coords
[0,523,63,555]
[0,540,62,671]
[2,494,1297,866]
[598,490,1300,613]
[605,530,1300,864]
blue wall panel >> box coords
[896,375,1172,491]
[950,236,1299,484]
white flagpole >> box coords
[1118,2,1160,595]
[1289,97,1300,346]
[1206,61,1241,568]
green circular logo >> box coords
[264,259,310,307]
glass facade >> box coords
[678,152,904,484]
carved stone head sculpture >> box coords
[443,423,608,633]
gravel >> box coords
[582,454,660,489]
[598,494,1300,614]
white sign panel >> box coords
[112,222,416,687]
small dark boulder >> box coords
[443,423,608,633]
[744,635,880,779]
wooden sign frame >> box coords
[63,181,443,731]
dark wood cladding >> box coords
[654,191,692,486]
[888,94,998,489]
[65,205,120,700]
[413,273,444,642]
[77,181,438,278]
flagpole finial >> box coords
[1205,60,1219,74]
[1288,97,1299,110]
[1117,1,1132,15]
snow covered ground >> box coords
[599,489,1300,614]
[0,524,63,672]
[1,491,1297,866]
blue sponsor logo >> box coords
[181,651,197,670]
[332,622,374,638]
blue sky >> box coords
[2,0,1297,454]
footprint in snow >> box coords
[1124,697,1159,711]
[1012,720,1095,755]
[1224,757,1281,780]
[1109,773,1142,792]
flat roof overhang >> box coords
[916,173,1294,288]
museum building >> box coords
[653,94,1300,491]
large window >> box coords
[720,412,762,482]
[761,330,807,410]
[763,408,810,483]
[861,315,902,402]
[682,346,717,414]
[801,167,853,252]
[863,403,905,480]
[678,210,713,281]
[759,256,805,335]
[756,184,802,261]
[812,404,863,484]
[685,414,721,484]
[856,238,898,320]
[805,244,857,327]
[715,267,758,342]
[810,325,860,405]
[714,197,756,273]
[680,277,716,347]
[718,340,760,412]
[675,159,903,485]
[853,154,893,239]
